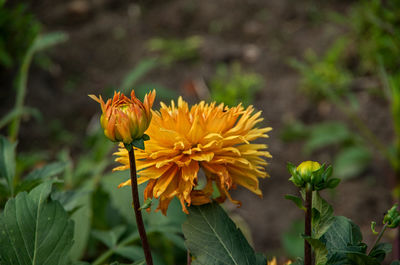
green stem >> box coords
[8,37,36,141]
[368,223,388,255]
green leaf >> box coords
[182,202,257,265]
[285,194,306,211]
[16,161,66,194]
[391,261,400,265]
[0,135,16,195]
[312,192,334,239]
[92,226,127,248]
[132,138,145,150]
[0,182,74,265]
[305,237,328,265]
[327,178,341,189]
[32,32,68,52]
[334,146,371,179]
[321,216,363,260]
[114,245,144,261]
[255,253,267,265]
[369,242,392,262]
[67,182,93,261]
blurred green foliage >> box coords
[282,121,371,180]
[289,38,352,101]
[0,1,40,69]
[0,130,187,265]
[147,36,202,65]
[349,0,400,73]
[210,62,264,106]
[289,0,400,180]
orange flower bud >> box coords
[89,90,156,144]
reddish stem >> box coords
[128,148,153,265]
[305,188,313,265]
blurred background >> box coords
[1,0,399,263]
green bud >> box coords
[297,161,321,183]
[383,204,400,228]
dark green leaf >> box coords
[321,216,363,260]
[327,178,341,189]
[182,202,257,265]
[143,134,150,141]
[287,162,297,176]
[369,242,391,262]
[0,182,74,265]
[391,261,400,265]
[0,136,16,194]
[285,194,306,211]
[255,253,267,265]
[132,138,145,150]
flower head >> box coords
[89,90,156,144]
[114,97,272,214]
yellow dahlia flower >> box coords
[267,257,292,265]
[114,97,272,214]
[89,90,156,144]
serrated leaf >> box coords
[182,202,257,265]
[321,216,363,261]
[285,194,306,211]
[0,135,16,195]
[312,192,334,238]
[0,182,74,265]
